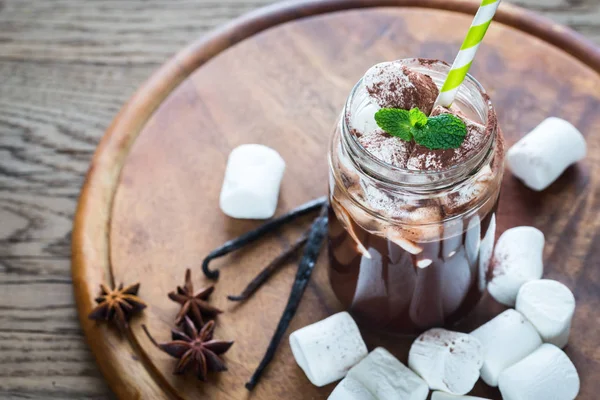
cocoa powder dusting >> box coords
[365,63,439,115]
[406,105,489,171]
[416,58,450,67]
[352,60,497,172]
[358,130,414,169]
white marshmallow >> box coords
[443,220,464,261]
[507,117,586,191]
[386,227,424,255]
[516,279,576,348]
[289,312,367,387]
[347,347,428,400]
[350,102,381,135]
[363,62,407,108]
[465,215,481,269]
[440,249,472,316]
[328,376,376,400]
[219,144,285,219]
[331,197,371,258]
[488,226,545,306]
[387,245,417,317]
[470,309,542,387]
[408,328,484,395]
[498,343,580,400]
[352,248,386,307]
[441,165,493,214]
[478,214,496,291]
[431,392,490,400]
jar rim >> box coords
[342,58,498,190]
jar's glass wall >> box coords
[327,59,505,334]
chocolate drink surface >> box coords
[327,59,505,334]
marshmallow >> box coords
[431,393,490,400]
[408,233,443,330]
[507,117,586,191]
[408,328,484,395]
[478,214,496,291]
[386,227,423,255]
[386,245,417,316]
[352,248,386,308]
[488,226,545,306]
[498,343,580,400]
[347,347,429,400]
[440,249,472,316]
[443,220,464,260]
[358,130,413,168]
[516,279,576,348]
[331,197,371,258]
[289,312,367,387]
[441,165,494,215]
[465,215,481,269]
[219,144,285,219]
[363,61,438,114]
[328,376,376,400]
[470,309,542,387]
[350,102,381,136]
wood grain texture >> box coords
[2,0,600,399]
[77,1,600,399]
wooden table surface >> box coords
[0,1,599,399]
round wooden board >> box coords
[72,1,600,399]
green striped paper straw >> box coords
[436,0,501,107]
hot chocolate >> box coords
[327,59,504,334]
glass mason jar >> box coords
[327,59,505,335]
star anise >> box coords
[142,316,234,381]
[168,268,222,327]
[88,282,146,331]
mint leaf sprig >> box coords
[374,107,467,150]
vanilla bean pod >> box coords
[202,196,326,280]
[227,231,309,302]
[245,205,328,390]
